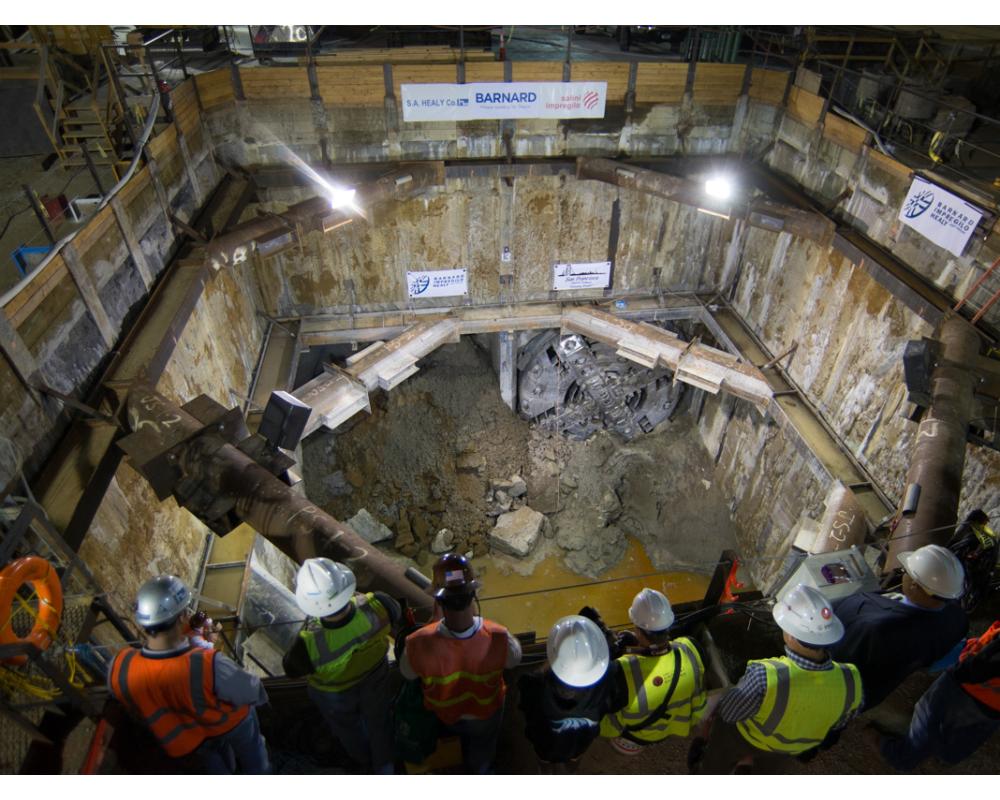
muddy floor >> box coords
[301,338,742,583]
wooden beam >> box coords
[61,243,117,348]
[108,196,153,289]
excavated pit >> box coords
[301,336,742,633]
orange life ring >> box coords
[0,556,63,666]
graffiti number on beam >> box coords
[918,420,941,440]
[828,510,856,543]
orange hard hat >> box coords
[432,553,480,600]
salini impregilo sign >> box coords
[400,82,607,122]
[898,175,983,257]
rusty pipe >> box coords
[886,315,981,570]
[205,162,446,270]
[121,387,433,616]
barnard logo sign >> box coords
[401,81,607,122]
[408,274,431,296]
[475,91,538,103]
[903,189,934,219]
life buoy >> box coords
[0,556,63,666]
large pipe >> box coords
[121,386,434,616]
[886,315,981,570]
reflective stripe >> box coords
[675,641,701,690]
[312,600,383,665]
[420,669,502,687]
[759,662,791,736]
[627,657,648,715]
[424,689,503,709]
[116,650,139,716]
[839,665,856,722]
[190,651,206,718]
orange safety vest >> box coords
[405,619,509,726]
[109,645,250,757]
[959,621,1000,712]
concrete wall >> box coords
[702,228,1000,589]
[0,80,219,493]
[253,175,738,316]
[79,259,265,615]
[197,62,788,168]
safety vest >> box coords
[736,656,861,755]
[600,637,708,743]
[959,621,1000,711]
[109,645,250,758]
[300,593,391,692]
[971,523,997,551]
[405,618,509,726]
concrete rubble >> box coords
[346,508,393,544]
[431,528,454,554]
[490,506,546,558]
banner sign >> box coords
[401,81,607,122]
[898,176,983,257]
[407,268,468,299]
[552,261,612,291]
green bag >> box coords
[394,678,439,764]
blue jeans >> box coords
[308,659,394,773]
[197,707,271,774]
[440,709,504,774]
[882,672,1000,771]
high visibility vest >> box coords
[406,618,509,725]
[109,645,250,758]
[736,656,861,755]
[959,621,1000,711]
[300,593,391,692]
[600,637,708,742]
[971,523,997,551]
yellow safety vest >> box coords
[736,656,861,755]
[300,593,390,692]
[600,637,707,743]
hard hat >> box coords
[772,583,844,646]
[432,553,480,600]
[628,588,675,632]
[295,558,356,617]
[898,544,965,599]
[135,575,192,628]
[547,615,610,688]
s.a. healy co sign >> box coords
[400,81,607,122]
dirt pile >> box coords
[302,338,741,577]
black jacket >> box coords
[830,591,967,709]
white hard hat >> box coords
[295,558,356,617]
[135,575,192,628]
[628,588,675,632]
[898,544,965,600]
[547,615,610,688]
[773,583,844,646]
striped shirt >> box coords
[717,647,862,729]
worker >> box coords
[948,509,998,612]
[107,575,270,774]
[282,558,400,774]
[399,553,521,773]
[875,618,1000,770]
[830,543,968,709]
[185,610,221,651]
[693,583,862,774]
[518,614,628,772]
[600,588,708,756]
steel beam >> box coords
[118,385,434,615]
[205,162,446,271]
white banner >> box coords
[552,261,612,291]
[898,176,983,257]
[401,82,607,121]
[407,268,468,299]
